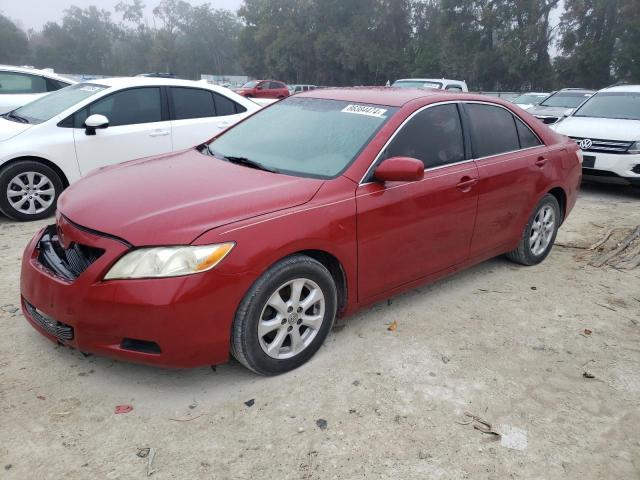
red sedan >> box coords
[20,88,582,375]
[235,80,290,99]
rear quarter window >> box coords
[514,117,542,149]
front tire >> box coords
[0,160,63,221]
[506,193,561,266]
[231,254,337,375]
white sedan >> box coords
[0,65,75,114]
[0,77,260,220]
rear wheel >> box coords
[0,160,63,221]
[231,254,337,375]
[506,194,560,266]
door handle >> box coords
[535,156,548,167]
[149,130,169,137]
[456,176,478,191]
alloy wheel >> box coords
[7,171,56,215]
[258,278,326,360]
[529,204,556,256]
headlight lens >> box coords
[628,141,640,154]
[104,242,235,280]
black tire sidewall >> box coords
[234,256,337,375]
[522,194,561,264]
[0,161,63,221]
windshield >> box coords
[208,97,397,178]
[573,92,640,121]
[514,93,547,105]
[12,83,107,124]
[393,80,442,89]
[540,91,592,108]
[242,81,259,88]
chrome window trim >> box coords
[358,100,544,185]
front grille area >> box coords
[37,225,104,281]
[23,299,74,341]
[570,137,633,154]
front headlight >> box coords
[628,141,640,154]
[104,242,235,280]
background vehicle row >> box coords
[0,78,259,220]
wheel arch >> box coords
[1,156,70,188]
[294,249,348,315]
[547,186,567,223]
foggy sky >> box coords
[0,0,244,30]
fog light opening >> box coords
[120,338,162,354]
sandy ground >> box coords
[0,182,639,480]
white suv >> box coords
[552,85,640,188]
[0,65,74,114]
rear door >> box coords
[356,103,479,300]
[73,86,172,175]
[169,87,248,150]
[462,102,547,258]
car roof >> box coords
[81,77,226,89]
[0,64,75,83]
[599,84,640,93]
[297,86,482,107]
[556,88,596,94]
[395,78,467,85]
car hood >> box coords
[552,116,640,141]
[0,118,32,142]
[528,106,574,118]
[58,149,325,246]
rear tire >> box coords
[506,194,560,266]
[231,254,337,375]
[0,160,63,221]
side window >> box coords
[258,81,268,90]
[171,87,215,120]
[0,72,47,94]
[273,82,286,89]
[213,92,245,116]
[466,103,520,158]
[45,78,70,92]
[384,104,465,169]
[446,85,463,92]
[86,87,162,127]
[514,116,542,149]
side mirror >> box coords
[84,114,109,136]
[374,157,424,183]
[256,85,264,90]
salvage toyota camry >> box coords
[20,88,582,375]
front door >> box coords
[356,103,479,301]
[73,87,172,175]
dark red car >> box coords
[235,80,290,99]
[20,88,582,375]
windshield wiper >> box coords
[223,155,278,173]
[205,145,277,173]
[2,111,29,124]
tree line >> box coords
[1,0,638,91]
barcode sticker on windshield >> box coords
[341,104,387,118]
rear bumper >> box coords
[20,221,251,368]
